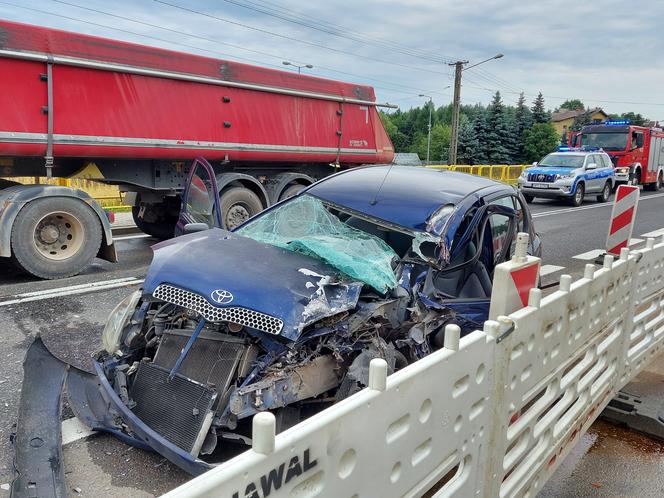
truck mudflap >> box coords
[12,338,212,495]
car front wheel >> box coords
[571,183,585,207]
[523,194,534,203]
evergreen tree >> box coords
[514,92,532,162]
[523,123,559,162]
[472,110,489,164]
[531,92,549,124]
[457,117,479,165]
[486,91,513,163]
[571,111,592,132]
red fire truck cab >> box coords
[573,121,664,190]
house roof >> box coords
[551,108,607,122]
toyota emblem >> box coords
[210,289,233,305]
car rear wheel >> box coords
[220,187,264,230]
[571,183,584,207]
[522,194,534,203]
[597,182,611,203]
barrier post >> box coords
[606,184,639,256]
[489,232,541,320]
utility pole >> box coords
[448,61,466,165]
[447,53,504,165]
[419,94,433,164]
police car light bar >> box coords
[604,119,631,125]
[558,146,602,152]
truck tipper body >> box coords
[574,121,664,189]
[0,20,394,278]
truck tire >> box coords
[220,187,263,229]
[645,171,663,192]
[131,206,177,240]
[10,197,102,279]
[630,170,641,187]
[279,183,305,201]
[522,194,534,203]
[570,182,584,207]
[597,182,611,203]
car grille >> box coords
[527,173,557,183]
[153,284,283,335]
[130,362,216,455]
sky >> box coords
[1,0,663,120]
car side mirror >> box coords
[586,163,597,170]
[183,222,210,234]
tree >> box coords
[379,112,409,152]
[457,117,479,165]
[513,92,532,162]
[486,91,513,163]
[571,111,592,132]
[559,99,585,111]
[523,123,559,162]
[531,92,549,124]
[472,110,489,164]
[414,123,451,163]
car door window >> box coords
[185,163,216,226]
[601,154,612,168]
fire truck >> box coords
[572,120,664,189]
[0,20,394,279]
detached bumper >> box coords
[12,339,211,497]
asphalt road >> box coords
[1,190,664,497]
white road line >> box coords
[12,277,137,298]
[641,228,664,238]
[540,264,565,277]
[573,249,605,261]
[113,233,151,241]
[62,417,96,446]
[531,191,664,218]
[0,278,144,307]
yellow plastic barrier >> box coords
[426,164,527,185]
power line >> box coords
[153,0,455,78]
[218,0,458,65]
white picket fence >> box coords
[163,232,664,498]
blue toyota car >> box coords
[15,161,541,486]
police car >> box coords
[517,147,615,207]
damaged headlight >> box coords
[101,290,141,355]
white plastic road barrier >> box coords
[606,184,640,255]
[489,232,541,320]
[163,230,664,498]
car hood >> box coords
[143,229,362,341]
[526,167,579,176]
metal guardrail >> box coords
[426,164,527,185]
[162,232,664,498]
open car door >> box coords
[175,157,222,236]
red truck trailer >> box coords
[573,121,664,189]
[0,20,394,279]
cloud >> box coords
[1,0,663,118]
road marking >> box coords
[573,249,605,261]
[113,233,151,241]
[641,228,664,238]
[0,277,144,306]
[540,264,565,277]
[62,417,96,445]
[531,191,664,219]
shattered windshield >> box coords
[236,194,399,293]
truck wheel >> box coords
[131,206,177,240]
[220,187,263,229]
[10,197,102,279]
[279,184,304,201]
[570,183,584,207]
[597,182,611,203]
[645,171,663,192]
[630,170,641,187]
[522,194,534,203]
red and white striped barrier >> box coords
[606,185,640,256]
[488,232,540,320]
